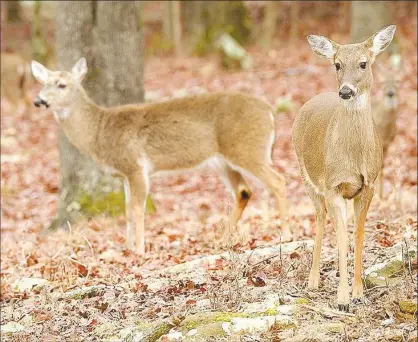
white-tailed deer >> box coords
[1,52,32,112]
[373,55,402,198]
[292,25,396,311]
[31,58,291,255]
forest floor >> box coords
[1,24,417,342]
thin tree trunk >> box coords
[289,1,299,43]
[7,0,22,22]
[31,1,49,66]
[262,1,279,51]
[51,1,147,230]
[163,1,182,55]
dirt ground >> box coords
[1,6,417,341]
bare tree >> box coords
[262,1,280,51]
[163,1,182,55]
[6,0,22,22]
[51,1,147,230]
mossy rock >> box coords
[365,259,404,288]
[121,321,174,342]
[180,312,249,331]
[65,285,106,300]
[399,300,417,315]
[183,322,227,341]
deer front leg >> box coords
[352,185,374,302]
[128,169,149,256]
[326,191,350,311]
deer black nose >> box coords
[33,96,49,108]
[339,86,354,100]
[387,90,395,98]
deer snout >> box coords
[387,90,395,98]
[338,86,355,100]
[34,96,49,108]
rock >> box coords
[121,320,175,342]
[384,329,404,341]
[319,323,346,334]
[227,314,295,334]
[1,322,26,334]
[215,33,253,70]
[182,322,226,341]
[12,277,50,293]
[408,330,417,342]
[165,330,183,341]
[65,285,106,300]
[399,300,417,315]
[381,318,395,327]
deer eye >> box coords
[360,62,367,69]
[58,84,66,89]
[335,63,341,71]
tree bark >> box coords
[262,1,280,51]
[31,1,49,66]
[163,1,182,55]
[51,1,147,230]
[289,1,299,43]
[351,1,397,54]
[6,0,22,22]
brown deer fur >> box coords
[31,58,290,255]
[292,25,396,310]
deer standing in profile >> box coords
[31,58,291,255]
[292,25,396,311]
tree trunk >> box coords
[289,1,299,43]
[6,0,22,22]
[182,1,251,55]
[262,1,280,51]
[50,1,152,230]
[31,1,49,66]
[163,1,182,55]
[351,1,397,54]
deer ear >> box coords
[71,57,87,81]
[364,25,396,57]
[31,60,50,84]
[307,35,338,60]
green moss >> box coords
[295,298,309,305]
[263,308,278,316]
[181,312,249,330]
[365,260,404,288]
[399,301,417,315]
[77,191,156,217]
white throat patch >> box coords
[53,108,71,121]
[341,93,369,111]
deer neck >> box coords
[57,88,102,154]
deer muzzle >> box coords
[34,96,49,108]
[338,86,355,100]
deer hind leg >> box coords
[307,189,326,290]
[128,169,149,256]
[123,177,135,250]
[325,190,350,311]
[352,185,374,302]
[248,165,291,240]
[220,166,252,243]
